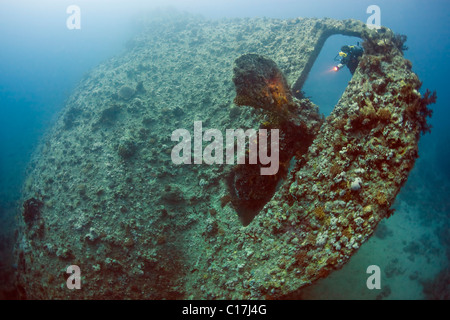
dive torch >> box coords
[333,63,344,72]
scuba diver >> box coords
[333,43,364,75]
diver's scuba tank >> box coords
[333,43,363,73]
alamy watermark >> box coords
[66,5,81,30]
[66,265,81,289]
[366,265,381,289]
[366,5,381,30]
[171,121,279,175]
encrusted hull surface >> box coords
[15,15,432,299]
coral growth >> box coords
[98,105,121,126]
[117,137,137,159]
[375,191,388,207]
[313,206,326,222]
[118,85,135,101]
[15,15,436,300]
[227,54,322,225]
[232,53,294,124]
[22,198,43,228]
[404,88,437,135]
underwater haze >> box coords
[0,0,449,300]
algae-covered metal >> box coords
[15,14,434,299]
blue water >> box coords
[1,0,449,299]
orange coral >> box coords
[376,107,392,122]
[326,255,339,266]
[329,163,342,177]
[317,267,331,279]
[306,266,317,277]
[234,94,254,107]
[266,77,290,110]
[342,191,352,202]
[295,250,308,267]
[333,117,348,131]
[376,191,388,206]
[342,226,352,240]
[313,206,326,221]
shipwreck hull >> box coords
[15,14,432,299]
